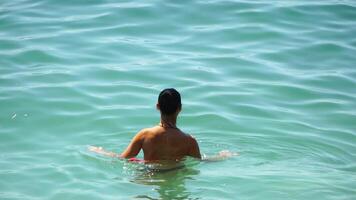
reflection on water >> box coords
[130,160,200,200]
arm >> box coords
[120,129,145,158]
[89,130,145,159]
[202,150,239,162]
[188,136,202,159]
[88,146,120,158]
[88,146,120,157]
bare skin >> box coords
[89,102,238,162]
[120,124,201,161]
[89,104,201,161]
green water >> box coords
[1,0,356,199]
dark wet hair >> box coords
[158,88,182,115]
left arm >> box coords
[89,130,145,159]
[88,146,121,158]
[120,129,145,158]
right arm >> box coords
[186,135,238,161]
[202,150,239,162]
[188,136,202,159]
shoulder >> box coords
[135,127,157,139]
[129,128,147,142]
[185,133,198,144]
[184,131,196,139]
[136,128,150,137]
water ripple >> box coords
[1,0,356,199]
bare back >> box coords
[120,126,201,161]
[142,126,196,160]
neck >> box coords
[160,114,177,128]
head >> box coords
[157,88,182,116]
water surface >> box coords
[1,0,356,199]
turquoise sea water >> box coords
[1,0,356,199]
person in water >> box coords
[89,88,201,161]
